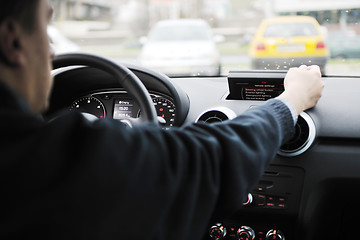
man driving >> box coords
[0,0,324,239]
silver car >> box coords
[139,19,221,76]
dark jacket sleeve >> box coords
[0,99,294,240]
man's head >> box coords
[0,1,40,35]
[0,0,55,114]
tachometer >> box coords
[70,96,106,119]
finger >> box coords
[298,65,308,70]
[308,65,320,70]
[308,65,322,76]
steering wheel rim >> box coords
[52,53,158,125]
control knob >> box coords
[266,229,285,240]
[237,226,255,240]
[242,193,253,206]
[209,223,226,240]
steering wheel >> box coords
[52,53,158,125]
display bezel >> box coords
[227,70,287,101]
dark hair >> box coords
[0,0,40,32]
[0,0,40,65]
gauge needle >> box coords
[157,116,166,125]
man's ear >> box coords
[0,19,25,67]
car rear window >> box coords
[149,25,212,42]
[263,23,318,37]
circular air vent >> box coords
[278,112,316,157]
[196,107,236,123]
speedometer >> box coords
[138,96,176,127]
[69,96,106,119]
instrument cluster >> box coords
[69,91,176,127]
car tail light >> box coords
[316,41,326,49]
[256,43,266,50]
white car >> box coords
[139,19,221,76]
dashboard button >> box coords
[253,194,266,206]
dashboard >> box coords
[48,61,360,240]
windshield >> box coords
[50,0,360,77]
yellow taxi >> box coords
[249,16,329,72]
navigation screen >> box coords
[227,71,286,101]
[238,80,283,100]
[113,99,134,119]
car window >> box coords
[263,23,318,37]
[50,0,360,77]
[149,25,212,42]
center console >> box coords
[207,165,304,240]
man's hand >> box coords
[279,65,324,115]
